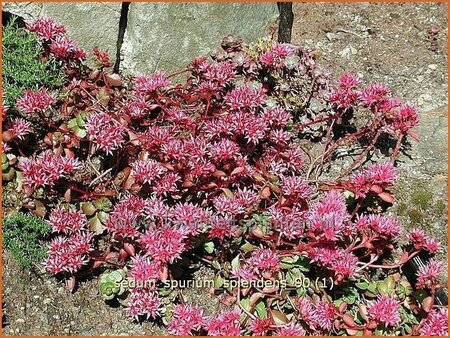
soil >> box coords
[2,2,448,335]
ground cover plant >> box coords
[1,17,448,336]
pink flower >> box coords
[281,176,314,201]
[44,232,93,274]
[356,214,401,238]
[338,73,361,90]
[248,248,280,274]
[259,43,295,68]
[208,139,240,162]
[420,308,448,336]
[270,207,305,239]
[296,297,336,331]
[134,71,170,94]
[408,229,441,253]
[127,287,161,320]
[308,191,351,241]
[349,162,397,198]
[213,195,244,215]
[139,227,186,263]
[153,172,181,196]
[310,246,358,279]
[171,202,211,235]
[140,126,175,151]
[50,36,86,60]
[235,187,260,207]
[262,106,292,127]
[143,196,171,220]
[26,17,66,40]
[367,295,401,327]
[416,259,444,289]
[106,196,146,238]
[359,83,390,107]
[248,318,272,336]
[208,214,238,241]
[131,159,166,185]
[18,150,80,188]
[206,309,242,336]
[86,112,126,154]
[16,89,54,114]
[168,304,205,336]
[130,254,160,282]
[328,88,360,109]
[93,48,112,67]
[49,208,86,234]
[8,118,32,139]
[390,103,420,132]
[224,86,266,110]
[202,61,235,86]
[125,95,152,119]
[276,322,306,336]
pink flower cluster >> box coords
[416,258,445,289]
[16,89,55,114]
[349,161,397,198]
[296,297,336,332]
[167,304,205,336]
[18,150,80,188]
[27,17,86,61]
[126,287,161,320]
[86,112,126,154]
[7,118,32,140]
[408,228,442,253]
[367,295,401,327]
[44,232,93,274]
[134,71,171,95]
[205,309,242,336]
[259,43,296,68]
[420,308,448,336]
[49,208,87,233]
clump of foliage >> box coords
[2,17,64,108]
[2,212,51,268]
[1,17,448,336]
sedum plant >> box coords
[1,17,447,336]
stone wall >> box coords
[3,2,279,74]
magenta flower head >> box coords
[367,295,401,327]
[276,322,306,336]
[420,308,448,336]
[167,304,205,336]
[390,103,420,133]
[205,309,242,336]
[26,17,66,40]
[9,118,32,140]
[129,254,160,283]
[126,287,161,320]
[416,258,445,289]
[224,85,266,110]
[86,112,126,154]
[16,89,55,114]
[49,208,87,234]
[248,248,280,274]
[134,71,170,95]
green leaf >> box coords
[204,241,215,254]
[231,255,240,270]
[255,300,267,319]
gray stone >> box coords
[3,2,121,65]
[120,2,279,75]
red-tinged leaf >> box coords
[105,73,122,87]
[2,130,13,142]
[231,166,245,176]
[398,250,410,264]
[213,170,226,178]
[346,328,359,336]
[161,162,175,171]
[123,243,135,257]
[339,302,348,313]
[105,252,118,262]
[118,248,129,261]
[270,309,288,325]
[66,276,76,293]
[160,264,169,281]
[249,292,264,307]
[182,179,194,188]
[378,191,394,203]
[407,130,420,141]
[221,188,234,198]
[343,314,356,328]
[123,174,135,190]
[33,200,46,218]
[422,296,434,312]
[92,260,104,269]
[268,182,281,194]
[102,189,117,197]
[370,184,382,194]
[260,186,271,199]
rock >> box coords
[120,2,279,75]
[339,45,357,58]
[428,64,438,70]
[3,2,122,65]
